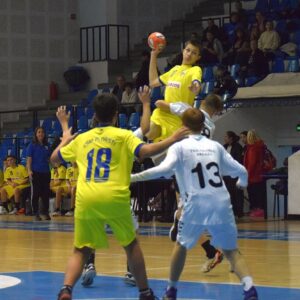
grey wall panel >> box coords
[11,61,28,80]
[30,39,46,57]
[30,16,46,35]
[11,38,27,57]
[31,62,46,80]
[12,84,29,103]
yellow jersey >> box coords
[66,166,79,186]
[0,169,3,186]
[59,126,144,218]
[51,165,67,180]
[159,64,202,106]
[4,165,29,186]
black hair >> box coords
[93,93,119,123]
[240,130,248,136]
[226,131,240,143]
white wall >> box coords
[288,151,300,216]
[213,105,300,217]
[0,0,80,111]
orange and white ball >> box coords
[147,32,166,50]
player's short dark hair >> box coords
[185,39,201,54]
[182,108,205,132]
[203,94,223,112]
[93,93,119,123]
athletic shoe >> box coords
[169,210,179,242]
[81,263,96,287]
[9,208,18,215]
[162,286,177,300]
[0,206,8,215]
[123,272,136,286]
[35,215,42,221]
[201,249,224,273]
[52,210,61,216]
[139,288,159,300]
[244,286,258,300]
[65,210,74,216]
[17,208,25,215]
[57,286,72,300]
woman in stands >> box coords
[244,129,266,218]
[26,127,51,221]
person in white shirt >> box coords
[131,108,258,300]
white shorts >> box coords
[177,221,238,250]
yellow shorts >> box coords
[150,108,182,142]
[51,185,69,195]
[2,184,29,199]
[74,205,136,249]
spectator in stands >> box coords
[51,162,67,216]
[202,18,220,42]
[223,131,244,218]
[240,130,248,163]
[65,162,79,216]
[244,129,266,218]
[239,39,269,80]
[222,28,250,66]
[26,127,51,221]
[222,12,243,49]
[201,31,224,65]
[121,82,139,116]
[112,75,126,102]
[0,155,30,215]
[134,50,150,89]
[253,11,266,37]
[234,0,248,29]
[258,21,281,60]
[214,65,238,99]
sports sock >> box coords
[87,252,95,265]
[201,240,217,259]
[242,276,253,291]
[167,280,177,289]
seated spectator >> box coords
[239,39,269,80]
[134,50,150,89]
[65,162,79,216]
[223,28,250,66]
[214,65,238,99]
[222,12,244,47]
[121,82,139,116]
[0,155,30,215]
[202,18,220,42]
[51,162,68,216]
[258,21,281,60]
[112,75,126,103]
[252,11,266,36]
[201,31,224,65]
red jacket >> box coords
[244,140,265,184]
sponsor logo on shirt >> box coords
[167,81,181,88]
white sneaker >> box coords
[52,210,61,216]
[0,206,8,215]
[9,208,18,215]
[81,263,96,287]
[65,210,74,216]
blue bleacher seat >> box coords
[78,115,88,131]
[75,106,85,120]
[292,30,300,45]
[41,118,54,134]
[272,57,285,73]
[286,56,300,72]
[245,76,259,87]
[199,81,215,99]
[87,89,99,105]
[86,107,94,119]
[118,113,127,129]
[230,64,240,79]
[202,66,215,82]
[128,112,140,131]
[19,147,27,166]
[53,120,62,134]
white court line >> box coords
[74,298,215,300]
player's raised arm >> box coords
[138,85,152,135]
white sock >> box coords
[242,276,253,291]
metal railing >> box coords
[80,24,130,63]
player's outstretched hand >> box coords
[171,126,190,142]
[138,86,151,104]
[188,80,201,95]
[56,106,70,127]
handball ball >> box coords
[148,32,166,50]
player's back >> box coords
[65,126,143,218]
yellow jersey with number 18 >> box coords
[59,126,144,219]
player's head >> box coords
[240,130,248,145]
[93,93,119,124]
[182,108,205,133]
[182,39,201,65]
[33,126,47,145]
[201,94,223,115]
[6,155,17,167]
